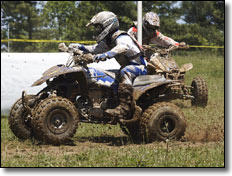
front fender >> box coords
[31,65,84,87]
[180,63,193,72]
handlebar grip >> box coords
[179,45,189,49]
[58,43,69,52]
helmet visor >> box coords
[94,24,103,34]
[145,21,159,32]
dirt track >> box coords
[2,132,223,160]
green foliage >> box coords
[1,1,224,52]
[181,1,224,47]
[143,1,224,48]
[1,1,43,52]
[43,1,76,39]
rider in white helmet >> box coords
[68,11,146,120]
[128,12,186,47]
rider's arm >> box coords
[150,30,180,47]
[128,27,181,48]
[108,39,129,57]
[94,43,128,61]
[93,35,130,62]
[69,41,110,54]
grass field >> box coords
[1,51,225,167]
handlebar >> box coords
[58,43,95,66]
[143,44,189,54]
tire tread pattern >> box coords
[8,95,36,140]
[32,96,79,145]
[140,102,186,142]
[191,76,208,107]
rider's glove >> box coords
[179,42,186,46]
[94,53,108,63]
[175,42,188,49]
[175,42,186,47]
[179,42,189,49]
[93,51,117,63]
[68,43,88,53]
[68,43,81,49]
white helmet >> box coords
[143,12,160,36]
[86,11,119,43]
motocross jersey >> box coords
[127,26,180,47]
[69,30,147,67]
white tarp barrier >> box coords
[1,53,120,114]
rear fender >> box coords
[133,80,173,101]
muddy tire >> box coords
[32,97,79,145]
[191,76,208,107]
[8,95,36,140]
[140,102,186,142]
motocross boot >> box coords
[105,83,134,120]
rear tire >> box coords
[191,76,208,107]
[32,97,79,145]
[140,102,186,143]
[9,95,36,140]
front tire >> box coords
[9,95,36,140]
[140,102,186,142]
[191,76,208,107]
[32,97,79,145]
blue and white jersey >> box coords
[113,34,147,66]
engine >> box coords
[88,89,107,118]
[75,88,116,121]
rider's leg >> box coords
[105,65,147,119]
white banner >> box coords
[1,53,120,114]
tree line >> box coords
[1,1,224,52]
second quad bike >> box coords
[143,44,208,108]
[8,43,198,145]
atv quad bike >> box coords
[143,44,208,108]
[9,43,187,145]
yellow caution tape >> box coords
[189,45,224,48]
[1,39,224,48]
[1,39,96,44]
